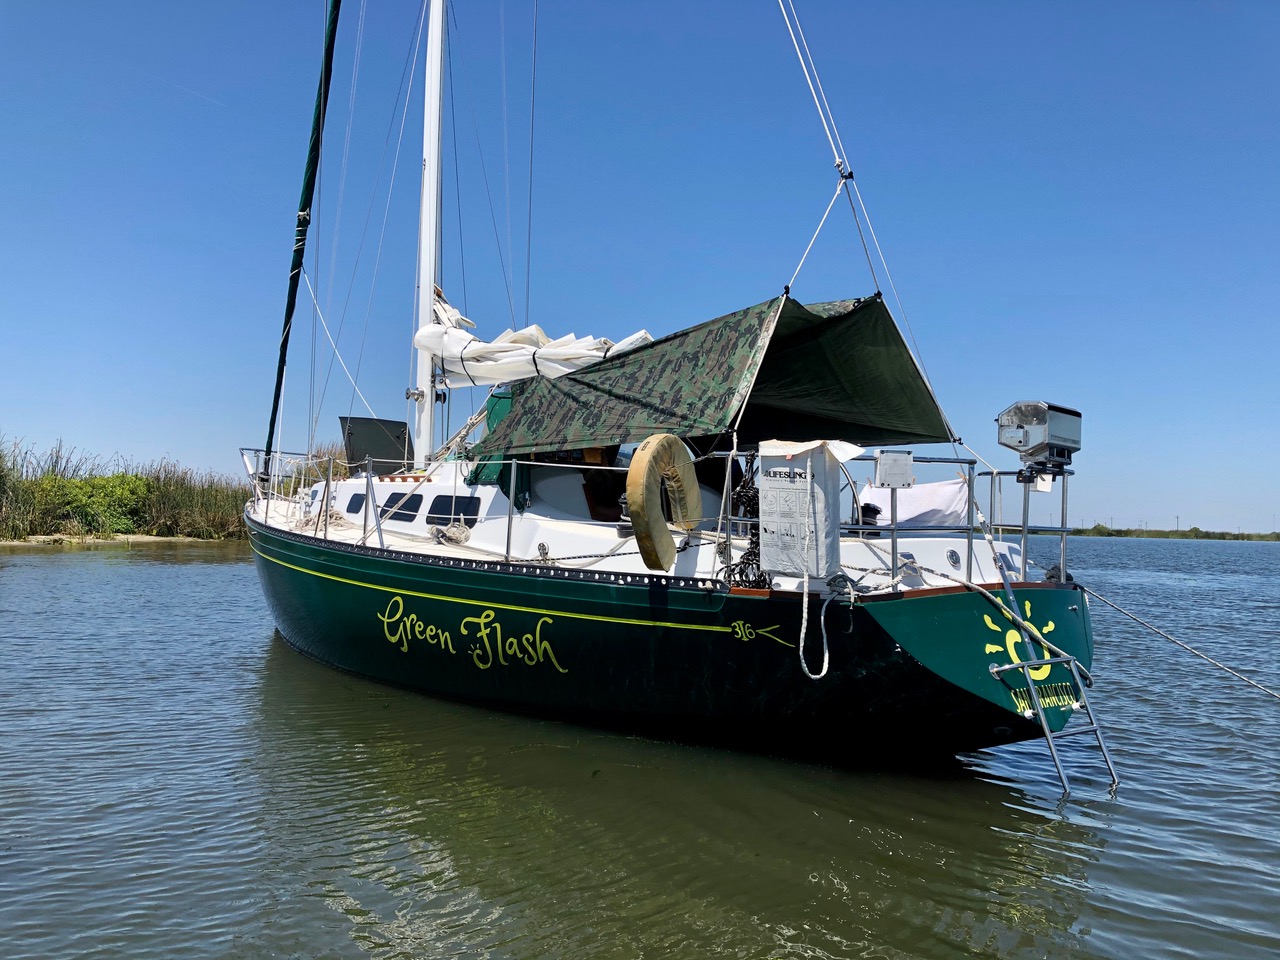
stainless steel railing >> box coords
[241,446,1065,585]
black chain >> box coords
[722,453,769,589]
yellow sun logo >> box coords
[984,600,1055,681]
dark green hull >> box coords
[247,514,1094,760]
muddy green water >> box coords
[1,538,1277,958]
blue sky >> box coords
[2,1,1278,532]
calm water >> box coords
[1,537,1277,959]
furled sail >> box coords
[414,321,652,388]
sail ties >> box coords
[415,322,652,388]
[457,340,477,387]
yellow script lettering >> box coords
[377,595,455,655]
[461,609,567,673]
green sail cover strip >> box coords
[466,390,532,506]
[470,295,950,458]
[467,390,514,485]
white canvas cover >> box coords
[754,439,865,462]
[414,323,653,388]
[860,477,969,528]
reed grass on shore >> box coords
[0,437,250,541]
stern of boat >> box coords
[857,582,1094,747]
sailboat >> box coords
[244,0,1116,790]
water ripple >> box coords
[1,540,1278,958]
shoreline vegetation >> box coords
[1067,524,1277,542]
[1,437,250,543]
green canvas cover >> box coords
[467,390,514,485]
[738,296,953,446]
[470,294,951,458]
[466,390,531,504]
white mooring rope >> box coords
[797,455,829,680]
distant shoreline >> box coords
[0,534,245,550]
[1064,526,1277,542]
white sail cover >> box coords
[432,296,475,329]
[415,323,653,388]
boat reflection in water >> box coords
[250,637,1105,959]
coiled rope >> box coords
[795,454,829,679]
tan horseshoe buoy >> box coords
[626,433,702,571]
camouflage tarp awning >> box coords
[470,294,952,457]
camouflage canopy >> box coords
[469,294,952,457]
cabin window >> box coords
[379,492,424,522]
[426,494,481,528]
[345,493,367,514]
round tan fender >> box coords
[626,433,703,572]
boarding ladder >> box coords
[990,654,1119,795]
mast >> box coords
[412,0,447,467]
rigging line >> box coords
[313,0,367,453]
[776,0,839,167]
[499,0,514,292]
[1081,586,1280,703]
[958,440,1000,478]
[325,0,367,315]
[302,268,378,418]
[523,0,539,326]
[788,176,846,291]
[309,167,319,454]
[264,0,341,468]
[956,441,1007,534]
[840,179,879,293]
[447,31,467,314]
[308,0,426,439]
[785,0,849,172]
[845,174,934,387]
[783,0,880,329]
[306,3,333,454]
[449,2,518,324]
[308,0,353,455]
[779,2,948,437]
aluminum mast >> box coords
[412,0,446,466]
